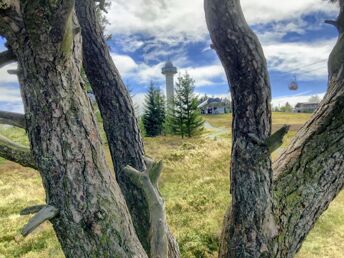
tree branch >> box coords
[272,80,344,257]
[0,111,26,128]
[21,205,59,237]
[20,204,46,215]
[325,19,338,28]
[123,159,168,258]
[266,125,290,153]
[0,134,36,169]
[0,49,16,68]
[7,69,17,74]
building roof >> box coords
[295,102,319,108]
[198,98,227,108]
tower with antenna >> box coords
[162,60,177,106]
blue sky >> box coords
[0,0,339,113]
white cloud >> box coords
[106,0,336,48]
[0,63,18,84]
[0,87,21,103]
[241,0,336,24]
[264,39,336,80]
[132,92,146,115]
[0,85,23,113]
[179,64,226,87]
[111,53,138,74]
[106,0,207,44]
[105,0,338,89]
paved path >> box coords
[204,121,229,139]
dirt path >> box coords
[204,121,229,139]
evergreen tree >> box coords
[142,82,165,137]
[169,73,204,138]
[280,102,293,112]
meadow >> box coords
[0,113,343,258]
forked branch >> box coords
[123,158,168,258]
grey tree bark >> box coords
[205,0,344,257]
[0,1,147,257]
[75,1,180,256]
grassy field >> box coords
[0,113,343,258]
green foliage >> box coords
[167,73,204,138]
[142,82,166,137]
[274,102,293,112]
[308,95,321,103]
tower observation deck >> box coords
[162,61,178,105]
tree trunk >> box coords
[1,2,146,257]
[205,0,344,257]
[205,0,276,257]
[75,1,180,256]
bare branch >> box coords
[147,160,163,188]
[266,125,290,153]
[143,156,154,170]
[325,19,338,28]
[0,111,26,129]
[20,205,46,215]
[123,160,168,258]
[21,205,59,237]
[0,50,16,68]
[0,134,36,169]
[7,69,17,75]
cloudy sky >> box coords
[0,0,339,113]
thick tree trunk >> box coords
[1,1,147,257]
[75,1,180,256]
[272,78,344,258]
[205,0,276,257]
[205,0,344,257]
[271,8,344,252]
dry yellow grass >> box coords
[0,113,343,258]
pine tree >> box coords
[169,73,204,138]
[142,82,165,137]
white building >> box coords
[198,98,230,114]
[294,102,319,113]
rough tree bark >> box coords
[75,1,180,256]
[0,1,147,257]
[205,0,344,257]
[205,0,276,256]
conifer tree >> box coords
[142,82,165,137]
[170,73,204,138]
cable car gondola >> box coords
[288,76,299,91]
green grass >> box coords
[0,113,343,258]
